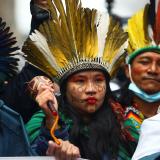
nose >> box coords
[85,81,96,95]
[147,62,158,74]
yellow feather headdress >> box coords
[126,0,160,64]
[22,0,128,83]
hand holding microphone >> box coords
[27,76,60,145]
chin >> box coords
[86,105,97,113]
[140,84,159,94]
[143,88,160,94]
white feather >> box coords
[96,12,109,57]
[148,24,156,45]
[30,30,61,71]
[108,40,128,72]
[155,0,159,13]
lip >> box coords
[143,77,160,83]
[86,97,97,105]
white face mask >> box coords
[128,82,160,103]
[128,64,160,103]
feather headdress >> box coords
[23,0,128,83]
[126,0,160,64]
[0,17,20,83]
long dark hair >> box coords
[112,65,133,107]
[112,79,134,107]
[59,71,128,160]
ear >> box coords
[124,64,130,79]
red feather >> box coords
[153,0,160,44]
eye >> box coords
[95,78,102,82]
[75,78,85,84]
[138,60,150,65]
[95,77,105,83]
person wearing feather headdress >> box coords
[0,17,34,156]
[22,0,136,159]
[112,1,160,158]
[0,0,53,124]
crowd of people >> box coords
[0,0,160,159]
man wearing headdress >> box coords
[114,0,160,156]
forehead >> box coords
[134,51,160,60]
[70,70,105,78]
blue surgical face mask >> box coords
[128,82,160,103]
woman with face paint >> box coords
[23,0,134,159]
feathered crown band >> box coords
[23,0,128,83]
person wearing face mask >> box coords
[113,0,160,151]
[22,0,136,159]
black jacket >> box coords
[0,63,46,123]
[0,100,34,156]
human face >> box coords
[125,52,160,94]
[66,70,107,115]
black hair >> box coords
[59,70,131,159]
[111,64,133,107]
[112,80,134,107]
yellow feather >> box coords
[127,4,151,54]
[103,17,128,64]
[22,38,57,78]
[23,0,128,80]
